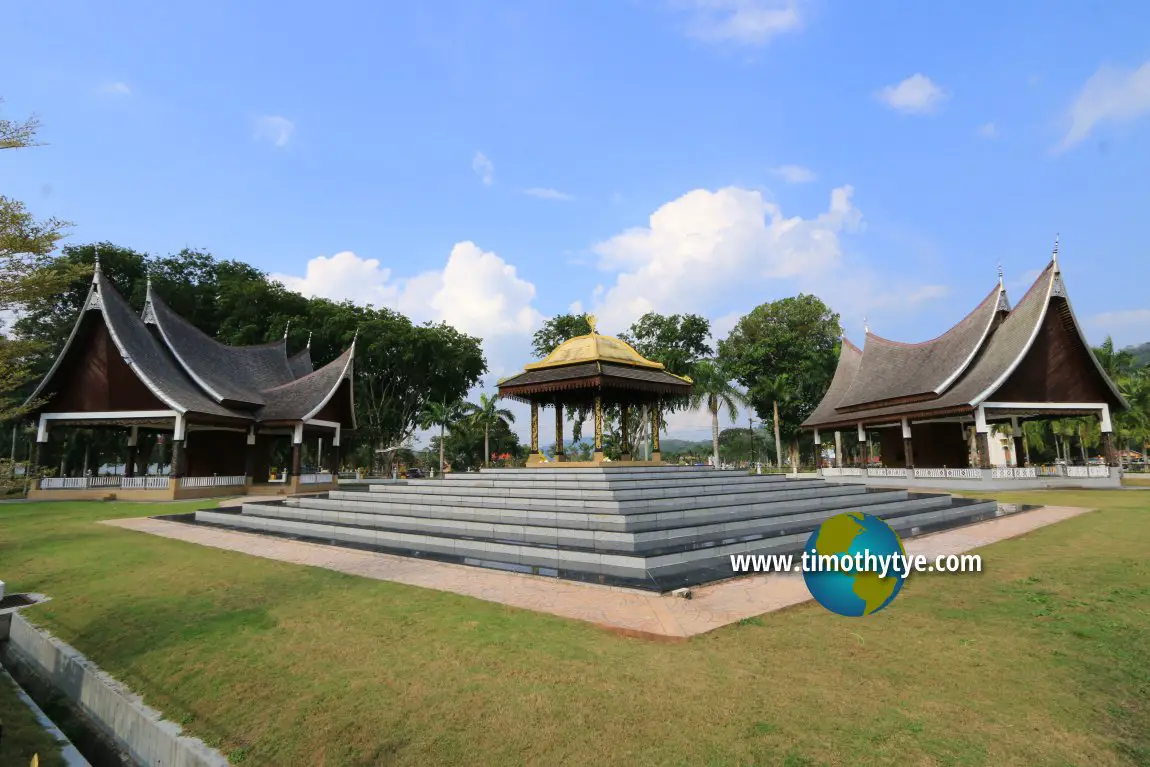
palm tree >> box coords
[467,393,516,467]
[688,360,749,468]
[419,397,468,475]
[759,374,795,469]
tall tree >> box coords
[759,373,797,469]
[467,392,516,467]
[419,398,470,474]
[688,359,748,468]
[531,313,592,358]
[620,312,712,378]
[718,295,841,464]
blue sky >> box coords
[5,0,1150,440]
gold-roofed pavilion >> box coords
[498,325,693,467]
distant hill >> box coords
[1126,341,1150,367]
[660,438,712,454]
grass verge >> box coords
[0,667,66,767]
[0,491,1147,766]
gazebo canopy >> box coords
[497,322,692,404]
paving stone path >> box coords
[103,505,1092,639]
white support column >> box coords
[813,429,821,445]
[292,422,304,444]
[857,423,866,441]
[333,425,341,447]
[173,413,186,441]
[36,414,49,443]
[1100,403,1113,433]
[834,430,842,468]
[900,418,911,440]
[246,426,256,446]
[1010,416,1022,438]
[127,426,139,447]
[974,405,989,434]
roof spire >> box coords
[863,316,870,334]
[1052,233,1059,266]
[998,261,1004,286]
[306,330,312,350]
[283,320,291,340]
[92,245,101,284]
[587,314,598,334]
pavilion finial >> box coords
[283,320,291,340]
[306,330,312,349]
[92,245,101,284]
[586,314,598,334]
[998,261,1004,285]
[1052,233,1060,265]
[863,316,870,334]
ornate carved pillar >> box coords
[290,443,302,477]
[975,432,991,469]
[170,441,186,478]
[620,404,631,459]
[530,401,540,454]
[124,425,139,478]
[593,395,603,454]
[650,405,661,458]
[857,423,868,468]
[833,430,842,469]
[554,403,564,460]
[1011,417,1027,467]
[1100,432,1117,467]
[901,418,914,469]
[244,427,257,480]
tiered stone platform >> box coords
[188,466,1000,591]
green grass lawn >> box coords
[0,490,1147,767]
[0,669,66,767]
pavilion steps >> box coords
[277,487,923,532]
[188,466,1003,591]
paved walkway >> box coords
[103,505,1092,639]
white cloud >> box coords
[523,187,574,201]
[1057,59,1150,151]
[1088,308,1150,329]
[678,0,801,46]
[589,185,863,331]
[771,164,816,183]
[272,251,399,308]
[977,122,998,139]
[100,82,131,96]
[472,151,495,186]
[876,74,947,114]
[253,115,295,147]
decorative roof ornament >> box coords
[587,314,598,334]
[1052,233,1060,266]
[997,262,1004,285]
[283,320,291,340]
[863,316,870,334]
[92,245,101,284]
[306,330,313,350]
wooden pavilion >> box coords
[497,319,692,466]
[803,241,1128,484]
[23,261,356,500]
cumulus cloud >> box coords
[977,122,998,139]
[1057,59,1150,151]
[876,74,947,114]
[677,0,801,46]
[472,151,495,186]
[771,164,816,183]
[100,82,131,96]
[589,185,862,330]
[1087,308,1150,347]
[523,187,574,201]
[253,115,295,147]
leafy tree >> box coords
[419,398,470,473]
[467,392,516,467]
[531,313,592,358]
[619,312,712,378]
[688,359,748,467]
[719,295,840,466]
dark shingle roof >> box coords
[256,346,354,422]
[288,348,314,379]
[803,264,1059,428]
[802,338,863,427]
[498,361,692,392]
[97,273,248,418]
[145,288,296,407]
[835,284,1004,409]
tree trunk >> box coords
[1079,425,1087,464]
[772,400,783,469]
[711,401,720,468]
[484,425,490,467]
[439,423,446,475]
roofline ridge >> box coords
[861,282,1002,350]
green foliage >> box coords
[530,312,592,358]
[1125,341,1150,368]
[465,393,516,466]
[619,311,712,377]
[719,294,840,453]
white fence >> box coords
[991,467,1038,479]
[1067,466,1110,478]
[122,476,172,489]
[867,467,907,478]
[179,475,246,488]
[821,467,864,477]
[299,472,334,485]
[912,468,983,479]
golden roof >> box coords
[524,331,667,371]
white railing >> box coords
[867,467,907,478]
[88,475,123,487]
[913,468,983,480]
[1067,466,1110,478]
[122,476,171,489]
[299,472,334,484]
[991,467,1038,479]
[821,467,864,477]
[180,475,246,488]
[39,477,90,489]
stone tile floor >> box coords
[102,505,1092,639]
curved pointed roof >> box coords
[257,345,355,423]
[144,286,297,407]
[524,331,666,371]
[835,282,1007,410]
